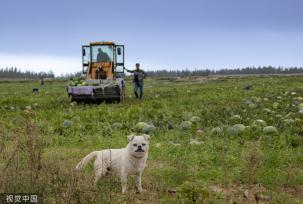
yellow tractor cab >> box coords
[67,42,125,103]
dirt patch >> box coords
[210,183,282,204]
[281,185,303,198]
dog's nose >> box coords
[138,145,142,149]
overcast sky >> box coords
[0,0,302,76]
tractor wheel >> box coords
[68,94,75,103]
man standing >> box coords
[97,48,110,62]
[125,63,146,99]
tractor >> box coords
[67,42,125,103]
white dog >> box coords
[76,134,150,194]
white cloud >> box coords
[0,54,82,76]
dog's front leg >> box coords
[135,172,144,193]
[121,173,128,194]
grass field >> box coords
[0,76,303,203]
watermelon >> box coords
[82,81,88,86]
[273,102,279,109]
[211,127,223,135]
[196,128,204,135]
[248,103,257,108]
[263,126,278,135]
[143,124,156,134]
[227,124,246,135]
[25,106,32,111]
[233,124,246,132]
[227,126,238,135]
[112,122,123,129]
[69,81,76,86]
[167,122,174,130]
[298,103,303,110]
[190,116,201,123]
[263,108,274,113]
[63,120,73,128]
[231,115,241,120]
[283,119,294,124]
[254,119,266,126]
[179,121,192,129]
[189,139,202,145]
[135,122,148,132]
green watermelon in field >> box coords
[253,119,266,126]
[211,127,223,135]
[179,121,192,129]
[263,108,274,113]
[167,122,174,130]
[231,115,241,120]
[294,97,303,103]
[112,122,123,129]
[25,105,32,111]
[227,124,246,135]
[273,102,279,109]
[63,120,73,128]
[233,124,246,132]
[143,124,156,134]
[227,126,238,135]
[283,119,294,124]
[190,116,200,123]
[298,103,303,110]
[196,128,204,135]
[136,122,148,131]
[263,126,278,135]
[248,103,257,108]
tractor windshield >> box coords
[91,45,114,62]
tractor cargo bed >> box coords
[67,79,124,103]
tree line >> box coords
[1,66,303,79]
[145,66,303,77]
[0,67,55,79]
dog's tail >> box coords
[76,151,98,170]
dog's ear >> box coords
[143,134,150,141]
[127,134,135,142]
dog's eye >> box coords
[142,143,146,146]
[133,144,137,147]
